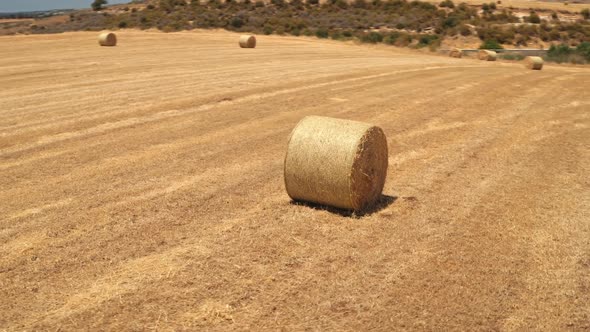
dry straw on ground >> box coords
[239,35,256,48]
[98,32,117,47]
[478,50,497,61]
[284,116,388,212]
[524,56,544,70]
[449,48,462,58]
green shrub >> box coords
[527,12,541,24]
[577,41,590,59]
[545,44,573,63]
[263,25,273,35]
[442,16,459,28]
[302,28,314,36]
[439,0,455,8]
[417,34,439,47]
[384,32,400,44]
[354,0,368,8]
[479,39,503,49]
[330,30,342,39]
[582,9,590,20]
[230,17,244,28]
[546,43,590,63]
[360,31,384,43]
[315,28,329,38]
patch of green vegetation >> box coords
[545,42,590,64]
[360,31,384,43]
[479,39,503,49]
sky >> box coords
[0,0,130,12]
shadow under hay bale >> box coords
[98,32,117,47]
[290,194,397,217]
[284,116,389,213]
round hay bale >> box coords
[239,35,256,48]
[449,48,463,58]
[478,49,497,61]
[284,116,388,212]
[524,56,544,70]
[98,32,117,47]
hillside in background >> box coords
[0,0,589,61]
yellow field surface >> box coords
[1,30,589,330]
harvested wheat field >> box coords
[1,30,589,330]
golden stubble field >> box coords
[1,30,589,330]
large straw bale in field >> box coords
[478,49,497,61]
[524,56,544,70]
[239,35,256,48]
[284,116,388,212]
[98,32,117,47]
[449,48,463,58]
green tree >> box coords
[581,8,590,20]
[91,0,108,11]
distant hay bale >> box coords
[284,116,388,212]
[98,32,117,47]
[449,48,463,58]
[478,49,497,61]
[239,35,256,48]
[524,56,544,70]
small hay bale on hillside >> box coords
[449,48,463,58]
[284,116,389,212]
[478,49,497,61]
[524,56,544,70]
[239,35,256,48]
[98,32,117,47]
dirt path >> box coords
[1,30,589,330]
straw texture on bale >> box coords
[524,56,544,70]
[478,49,497,61]
[98,32,117,47]
[284,116,388,212]
[239,35,256,48]
[449,48,463,58]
